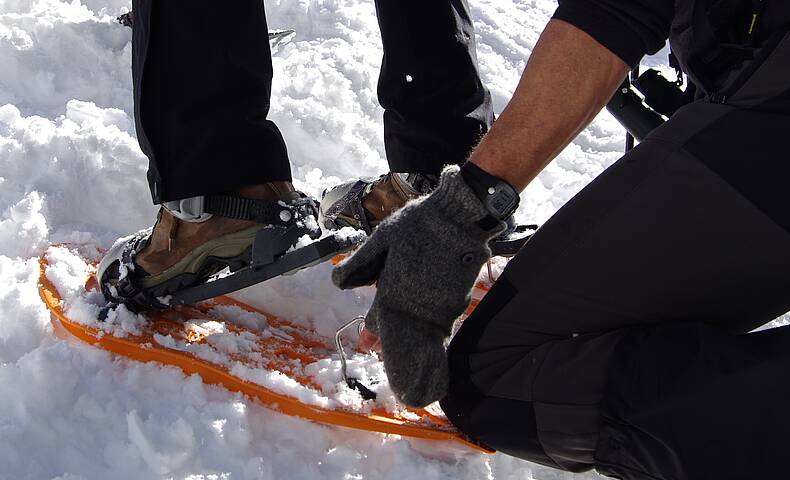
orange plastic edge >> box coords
[38,253,494,454]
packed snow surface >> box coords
[2,1,788,479]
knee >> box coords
[440,378,572,471]
[442,333,562,469]
[442,306,601,472]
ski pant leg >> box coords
[373,0,494,174]
[440,68,790,474]
[131,0,291,204]
[595,322,790,480]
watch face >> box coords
[486,183,519,219]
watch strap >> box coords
[460,162,520,226]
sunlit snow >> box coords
[3,0,787,479]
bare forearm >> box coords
[469,19,629,191]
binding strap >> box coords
[102,231,170,312]
[205,195,316,227]
[321,180,373,233]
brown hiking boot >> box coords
[321,172,536,257]
[319,173,437,233]
[135,182,301,289]
[97,181,317,310]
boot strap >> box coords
[165,195,317,227]
[320,180,373,233]
[206,195,315,226]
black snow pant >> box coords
[130,0,493,204]
[440,33,790,479]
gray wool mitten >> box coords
[332,165,506,407]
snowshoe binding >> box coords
[319,172,536,257]
[319,172,429,234]
[98,182,363,312]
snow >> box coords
[1,1,787,479]
[43,246,432,417]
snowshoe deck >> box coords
[39,246,494,454]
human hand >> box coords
[332,166,505,407]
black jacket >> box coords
[553,0,790,96]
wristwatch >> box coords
[460,162,520,229]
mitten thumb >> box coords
[332,232,388,289]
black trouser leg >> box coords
[595,322,790,480]
[374,0,494,174]
[132,0,291,204]
[440,50,790,475]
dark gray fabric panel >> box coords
[597,323,790,480]
[444,93,790,471]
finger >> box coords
[357,326,381,353]
[332,232,388,289]
[357,299,382,352]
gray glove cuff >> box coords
[422,165,506,242]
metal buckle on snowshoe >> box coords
[163,196,213,223]
[335,316,377,401]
